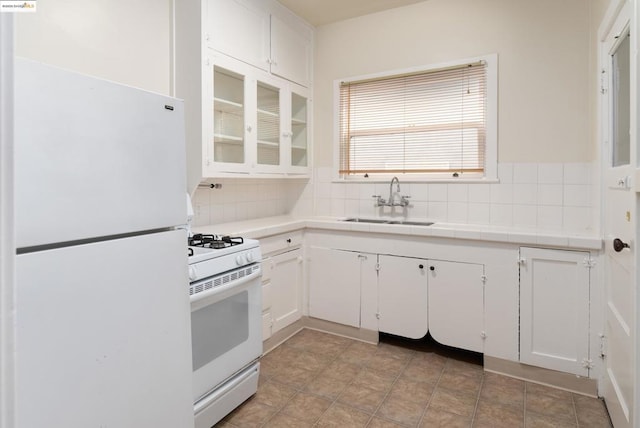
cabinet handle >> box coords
[429,266,435,271]
[286,238,292,244]
[613,238,630,252]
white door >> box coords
[269,248,303,333]
[308,247,362,327]
[428,260,484,353]
[600,2,634,427]
[208,0,270,72]
[519,248,590,376]
[378,255,428,339]
[15,231,194,428]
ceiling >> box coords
[276,0,428,27]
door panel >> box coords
[428,260,484,353]
[308,247,362,327]
[378,255,428,339]
[601,3,634,426]
[519,248,590,376]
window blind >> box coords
[339,62,487,176]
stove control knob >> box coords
[236,254,245,266]
[246,251,254,263]
[188,266,197,281]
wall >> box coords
[15,0,172,95]
[314,0,596,166]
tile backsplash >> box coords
[315,162,598,235]
[192,162,598,235]
[192,178,313,227]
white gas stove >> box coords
[186,233,263,428]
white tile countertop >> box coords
[192,216,603,250]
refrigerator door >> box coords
[15,230,194,428]
[15,58,187,249]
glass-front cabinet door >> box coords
[205,54,311,177]
[256,82,281,168]
[290,91,308,169]
[212,66,245,167]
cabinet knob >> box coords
[418,264,424,269]
[286,238,292,243]
[429,266,435,271]
[246,125,252,132]
[613,238,630,252]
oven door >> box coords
[190,264,262,403]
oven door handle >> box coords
[190,267,261,309]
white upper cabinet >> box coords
[176,0,313,185]
[205,53,311,176]
[270,14,311,87]
[207,0,312,88]
[207,0,270,73]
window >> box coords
[337,55,497,180]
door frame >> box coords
[0,13,15,428]
[598,0,638,427]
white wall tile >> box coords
[563,206,593,233]
[513,183,537,205]
[428,184,448,201]
[538,163,563,184]
[490,183,513,204]
[564,184,591,207]
[330,198,346,217]
[538,184,563,206]
[513,163,538,183]
[345,183,360,200]
[468,203,491,224]
[564,163,591,184]
[408,201,428,219]
[490,204,512,226]
[359,199,376,218]
[317,182,331,199]
[345,199,360,217]
[427,201,447,221]
[497,162,513,183]
[537,206,563,231]
[448,184,468,202]
[358,183,376,200]
[331,182,346,199]
[468,184,491,203]
[513,204,537,228]
[448,202,468,223]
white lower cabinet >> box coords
[428,260,485,353]
[378,255,429,339]
[262,247,303,340]
[519,247,591,376]
[308,248,484,351]
[307,247,367,328]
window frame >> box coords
[332,54,498,183]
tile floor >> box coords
[217,329,612,427]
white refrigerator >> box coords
[14,58,194,428]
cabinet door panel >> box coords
[209,0,270,72]
[270,15,311,87]
[308,247,361,327]
[269,248,302,333]
[520,247,590,376]
[429,260,484,353]
[378,255,428,339]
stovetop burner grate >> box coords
[188,234,244,250]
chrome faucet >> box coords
[372,176,411,207]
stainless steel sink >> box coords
[343,218,434,226]
[343,218,391,224]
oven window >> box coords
[191,291,249,371]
